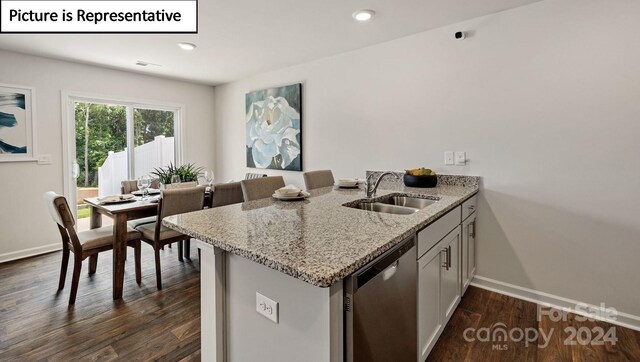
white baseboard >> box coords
[0,243,61,264]
[471,275,640,332]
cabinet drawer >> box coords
[462,195,477,221]
[417,206,461,259]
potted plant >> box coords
[151,162,203,189]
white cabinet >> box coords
[417,194,478,362]
[417,244,443,361]
[441,227,461,322]
[461,212,477,295]
[417,206,461,258]
[461,195,477,221]
[417,224,462,361]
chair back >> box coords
[211,182,244,207]
[121,179,160,194]
[121,180,137,194]
[164,181,198,190]
[245,173,267,180]
[158,187,206,220]
[240,176,285,201]
[43,191,81,252]
[303,170,335,190]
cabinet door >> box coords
[441,226,461,323]
[418,246,444,361]
[461,213,477,295]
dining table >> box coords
[84,189,213,300]
[83,196,159,300]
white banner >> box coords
[0,0,197,33]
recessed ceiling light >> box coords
[352,9,375,22]
[178,42,197,51]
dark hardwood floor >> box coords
[1,249,639,361]
[428,286,640,361]
[0,246,201,361]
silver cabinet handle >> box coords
[442,248,449,270]
[469,204,476,211]
[471,221,476,238]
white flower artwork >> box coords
[245,84,302,171]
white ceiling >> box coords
[0,0,541,85]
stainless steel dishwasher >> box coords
[344,236,417,362]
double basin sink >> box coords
[345,193,438,215]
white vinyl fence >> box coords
[98,135,174,196]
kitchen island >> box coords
[163,174,479,361]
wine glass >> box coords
[137,177,143,197]
[170,174,181,186]
[138,175,151,200]
[204,169,215,192]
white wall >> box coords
[0,50,215,261]
[214,0,640,317]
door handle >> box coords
[72,160,80,179]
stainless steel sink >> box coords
[354,202,419,215]
[344,193,439,215]
[381,196,436,209]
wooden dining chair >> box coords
[240,176,285,201]
[303,170,335,190]
[244,172,267,180]
[135,187,205,290]
[43,192,142,305]
[211,181,244,207]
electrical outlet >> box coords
[256,292,278,323]
[37,154,52,165]
[444,152,454,165]
[455,152,466,166]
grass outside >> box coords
[77,205,91,219]
[77,187,98,220]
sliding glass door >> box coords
[133,107,176,179]
[66,95,181,231]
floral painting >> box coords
[0,84,35,162]
[246,83,302,171]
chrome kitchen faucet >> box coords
[365,171,400,198]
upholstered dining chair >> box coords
[120,179,160,194]
[244,172,267,180]
[135,187,205,290]
[211,181,244,207]
[303,170,335,190]
[121,179,161,229]
[43,192,142,305]
[240,176,286,201]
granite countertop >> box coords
[163,175,479,288]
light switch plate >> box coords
[37,154,52,165]
[256,292,278,323]
[455,152,466,166]
[444,152,454,165]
